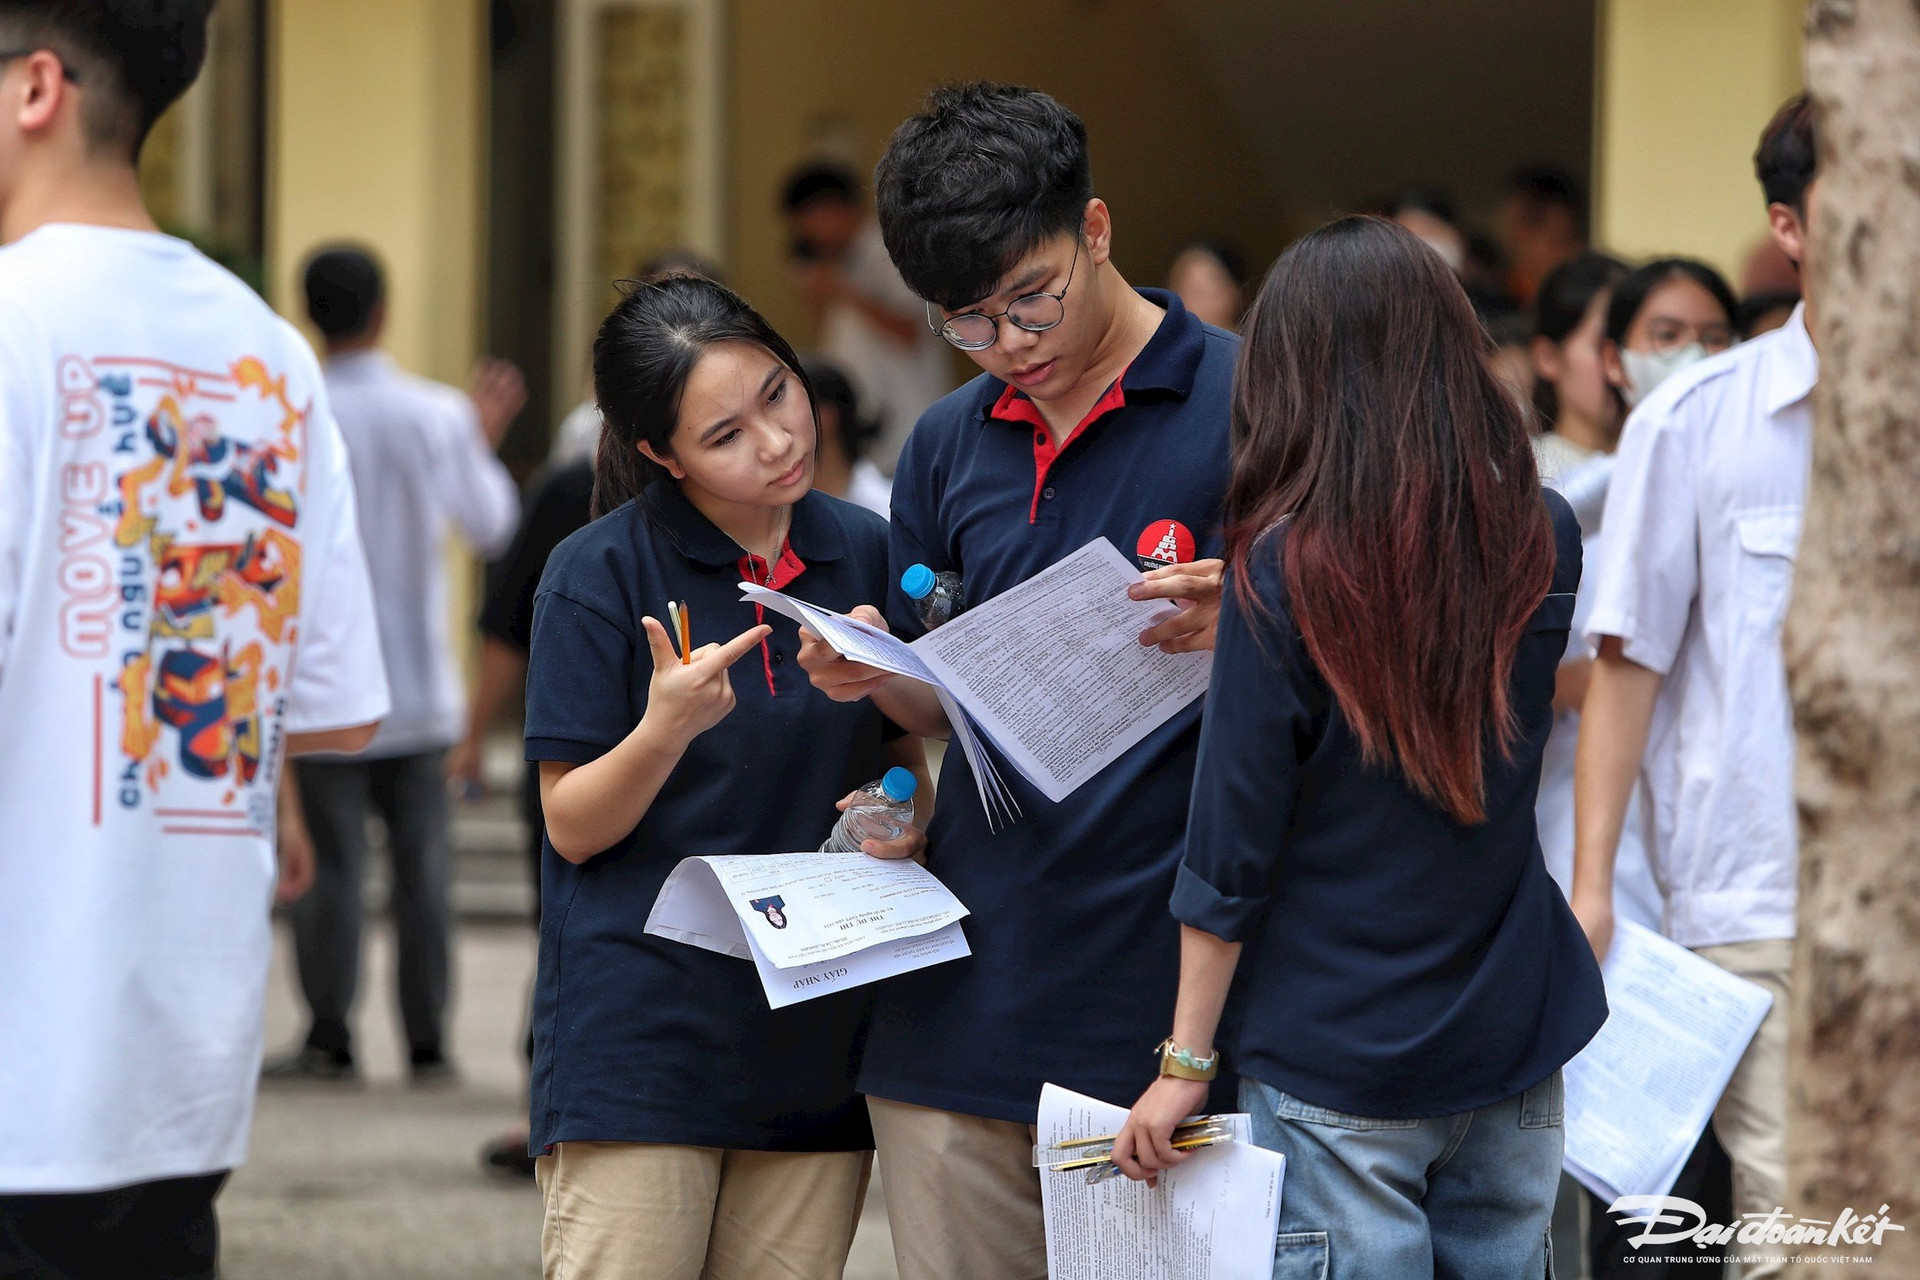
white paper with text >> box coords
[742,537,1209,811]
[912,540,1211,802]
[1562,921,1773,1203]
[645,852,970,1009]
[1039,1084,1284,1280]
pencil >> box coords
[677,600,692,664]
[1052,1117,1223,1150]
[1048,1132,1231,1173]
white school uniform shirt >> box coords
[1532,438,1662,933]
[549,396,600,465]
[821,219,953,475]
[0,224,389,1192]
[1585,305,1816,949]
[320,351,518,759]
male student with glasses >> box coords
[798,81,1240,1280]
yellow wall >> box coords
[1594,0,1805,281]
[267,0,486,382]
[267,0,490,675]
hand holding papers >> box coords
[1563,921,1774,1203]
[1039,1084,1284,1280]
[645,852,970,1009]
[747,538,1213,823]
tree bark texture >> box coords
[1789,2,1920,1275]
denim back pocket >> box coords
[1519,1071,1564,1129]
[1273,1090,1419,1132]
[1273,1231,1331,1280]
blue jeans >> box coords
[1243,1073,1564,1280]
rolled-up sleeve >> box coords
[1172,548,1313,942]
[1585,401,1698,674]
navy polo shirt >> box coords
[1175,489,1608,1119]
[863,289,1239,1122]
[524,484,897,1153]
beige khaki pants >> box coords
[535,1141,870,1280]
[867,1096,1048,1280]
[1694,938,1792,1280]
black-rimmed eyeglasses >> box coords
[927,239,1081,352]
[0,50,81,82]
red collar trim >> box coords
[737,539,806,592]
[990,373,1130,523]
[738,539,804,697]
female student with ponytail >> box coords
[1110,217,1606,1279]
[524,275,927,1279]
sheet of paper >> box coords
[743,537,1209,809]
[748,920,970,1010]
[1562,921,1774,1203]
[738,584,1020,824]
[691,850,969,969]
[1039,1084,1284,1280]
[644,852,971,1008]
[911,539,1212,803]
[738,585,941,683]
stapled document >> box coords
[742,538,1212,823]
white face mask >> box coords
[1621,343,1708,407]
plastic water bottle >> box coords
[901,564,964,630]
[821,767,919,852]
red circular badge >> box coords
[1136,519,1196,570]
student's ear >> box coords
[1765,201,1806,274]
[365,301,388,343]
[1082,198,1114,267]
[1600,338,1628,391]
[637,438,685,481]
[1528,335,1564,386]
[15,50,71,136]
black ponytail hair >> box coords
[590,275,814,518]
[1530,252,1627,429]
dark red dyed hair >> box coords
[1226,216,1555,825]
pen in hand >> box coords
[668,600,692,665]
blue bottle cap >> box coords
[901,564,936,600]
[880,767,918,802]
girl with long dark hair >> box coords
[524,275,927,1279]
[1110,217,1606,1278]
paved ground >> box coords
[221,778,901,1279]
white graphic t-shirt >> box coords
[0,224,389,1192]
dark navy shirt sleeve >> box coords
[884,428,947,643]
[1173,539,1316,941]
[525,589,637,764]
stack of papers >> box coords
[1039,1084,1285,1280]
[644,851,970,1009]
[742,538,1212,826]
[1563,921,1774,1202]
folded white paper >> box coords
[1039,1084,1285,1280]
[743,537,1211,823]
[645,851,971,1009]
[1563,921,1774,1203]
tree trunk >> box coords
[1788,2,1920,1275]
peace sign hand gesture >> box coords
[641,616,772,751]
